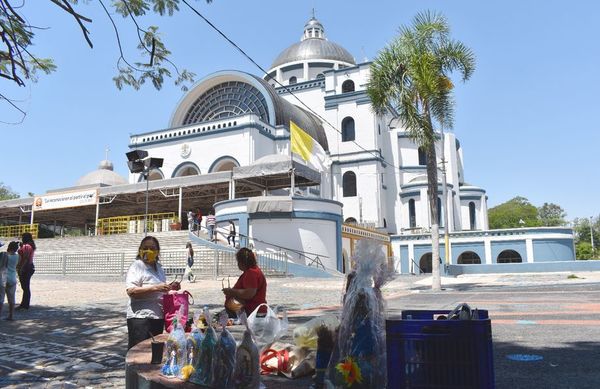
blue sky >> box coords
[1,0,598,221]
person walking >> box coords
[206,212,216,242]
[16,232,35,310]
[126,236,181,349]
[227,221,236,247]
[195,208,203,232]
[187,210,195,232]
[184,242,196,283]
[0,242,19,320]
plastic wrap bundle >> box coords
[293,314,339,349]
[233,312,261,389]
[326,239,388,388]
[160,307,188,378]
[211,311,237,388]
[189,308,217,386]
[181,313,205,380]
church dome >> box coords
[270,16,355,69]
[76,159,127,187]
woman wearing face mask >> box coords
[126,236,181,349]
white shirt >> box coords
[126,259,166,319]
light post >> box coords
[591,216,595,255]
[126,150,163,236]
[439,126,450,270]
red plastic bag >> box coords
[163,291,193,332]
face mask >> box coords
[139,249,159,263]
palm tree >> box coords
[367,11,475,290]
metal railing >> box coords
[32,248,288,277]
[97,212,177,235]
[0,223,39,239]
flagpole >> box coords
[290,121,295,196]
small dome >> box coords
[76,159,127,187]
[270,16,355,69]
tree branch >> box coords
[49,0,93,48]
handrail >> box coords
[410,257,425,274]
[0,223,39,239]
[191,221,329,270]
[97,212,176,235]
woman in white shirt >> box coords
[126,236,180,349]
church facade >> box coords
[124,16,577,273]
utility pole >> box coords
[591,216,595,255]
[440,127,450,270]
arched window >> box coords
[419,253,432,274]
[469,202,476,230]
[344,217,358,224]
[457,251,481,264]
[342,80,355,93]
[172,162,201,178]
[316,73,325,80]
[497,250,522,264]
[289,76,297,85]
[409,199,416,228]
[418,147,427,166]
[342,171,357,197]
[342,117,355,142]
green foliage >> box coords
[0,182,19,201]
[573,216,599,259]
[488,196,541,229]
[538,202,567,226]
[0,0,213,103]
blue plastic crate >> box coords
[386,310,495,389]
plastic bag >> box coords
[247,303,288,348]
[189,308,217,386]
[211,311,237,388]
[160,307,187,378]
[326,239,388,388]
[293,314,339,349]
[233,312,261,389]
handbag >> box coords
[163,290,194,332]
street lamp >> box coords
[591,216,595,255]
[126,150,163,236]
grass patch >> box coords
[567,274,582,279]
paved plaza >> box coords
[1,272,600,388]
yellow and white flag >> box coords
[290,120,331,172]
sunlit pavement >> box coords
[1,272,599,388]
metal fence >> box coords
[33,248,288,277]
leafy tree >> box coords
[0,182,19,201]
[367,11,475,290]
[488,196,541,229]
[1,0,212,114]
[573,216,599,259]
[537,202,567,226]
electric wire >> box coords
[180,0,408,174]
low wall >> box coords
[448,260,600,275]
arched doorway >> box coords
[419,253,432,274]
[497,250,522,263]
[457,251,481,264]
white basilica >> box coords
[0,15,578,274]
[130,16,488,239]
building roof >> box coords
[270,17,355,69]
[75,160,127,187]
[170,70,329,151]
